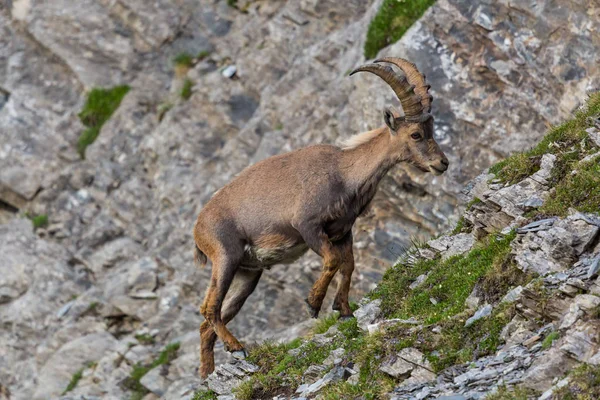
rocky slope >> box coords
[1,0,599,399]
[192,95,600,399]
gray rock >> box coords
[522,347,577,392]
[323,348,345,367]
[501,286,524,304]
[380,357,414,378]
[587,127,600,147]
[140,366,172,396]
[409,274,428,290]
[465,289,481,310]
[33,332,119,399]
[560,321,598,362]
[162,377,204,400]
[296,365,346,397]
[354,299,382,331]
[303,364,328,384]
[465,304,493,327]
[427,233,475,259]
[511,214,599,275]
[588,255,600,279]
[516,218,558,234]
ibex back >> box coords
[193,58,449,377]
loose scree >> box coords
[193,57,449,378]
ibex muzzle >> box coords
[193,57,448,378]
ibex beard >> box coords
[193,57,449,378]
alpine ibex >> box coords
[193,58,448,377]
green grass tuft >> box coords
[124,342,180,399]
[485,385,539,400]
[78,85,130,158]
[237,338,332,400]
[181,79,194,100]
[372,231,517,324]
[197,50,211,60]
[173,52,194,68]
[489,92,600,186]
[551,363,600,399]
[364,0,436,59]
[135,333,155,345]
[540,157,600,216]
[541,331,560,350]
[62,368,84,395]
[450,216,465,235]
[313,313,339,334]
[192,389,218,400]
[26,213,48,229]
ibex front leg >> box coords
[297,222,350,318]
[332,234,354,319]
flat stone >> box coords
[574,294,600,312]
[354,299,382,331]
[323,348,345,367]
[380,357,414,378]
[588,256,600,279]
[465,304,492,327]
[302,364,328,384]
[140,366,171,396]
[427,233,475,259]
[501,286,524,304]
[409,274,428,290]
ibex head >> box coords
[351,58,449,175]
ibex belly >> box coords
[240,234,308,270]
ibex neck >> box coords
[339,127,398,192]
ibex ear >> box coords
[383,107,403,135]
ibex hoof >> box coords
[305,298,320,319]
[231,349,248,360]
[338,313,355,321]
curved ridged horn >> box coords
[350,63,423,120]
[374,57,432,114]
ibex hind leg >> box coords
[199,249,246,376]
[199,267,262,378]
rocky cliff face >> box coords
[0,0,599,399]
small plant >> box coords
[313,313,339,334]
[551,363,600,399]
[542,331,560,350]
[157,102,173,122]
[485,385,539,400]
[173,52,194,68]
[181,79,194,100]
[62,368,84,395]
[135,333,155,345]
[450,216,465,235]
[88,302,99,312]
[197,50,211,60]
[489,92,600,185]
[372,231,517,324]
[26,213,48,229]
[124,342,180,399]
[364,0,436,59]
[78,85,130,158]
[227,0,238,8]
[275,122,284,130]
[192,389,218,400]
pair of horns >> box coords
[350,57,432,122]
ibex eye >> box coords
[411,133,421,140]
